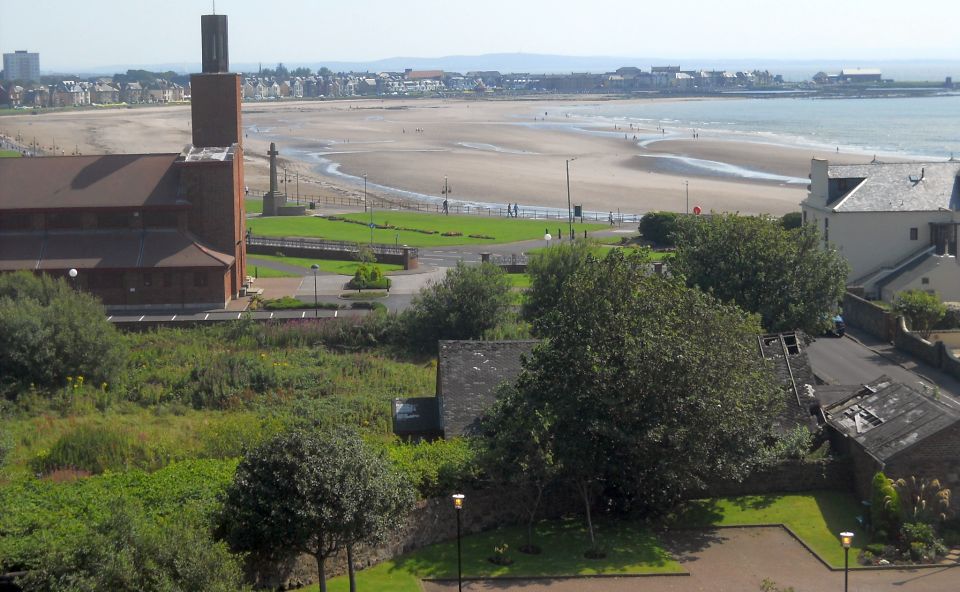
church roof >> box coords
[0,229,233,271]
[0,153,185,211]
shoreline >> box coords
[2,95,952,216]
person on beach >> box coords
[513,203,519,218]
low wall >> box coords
[688,458,853,498]
[843,291,894,341]
[893,317,943,368]
[246,243,415,269]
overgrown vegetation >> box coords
[894,289,946,339]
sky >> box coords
[1,0,958,72]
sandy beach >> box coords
[0,97,879,215]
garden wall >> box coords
[842,291,894,341]
[893,317,942,368]
[688,458,853,498]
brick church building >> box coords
[0,15,246,309]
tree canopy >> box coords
[403,261,512,352]
[507,250,782,542]
[522,240,595,331]
[894,289,946,339]
[217,429,413,592]
[671,214,848,334]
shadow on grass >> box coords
[731,494,778,511]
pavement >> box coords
[422,527,960,592]
[806,327,960,411]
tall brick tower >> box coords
[181,13,246,298]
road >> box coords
[806,328,960,410]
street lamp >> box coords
[310,264,319,318]
[684,180,690,215]
[68,268,78,290]
[565,158,577,241]
[365,172,373,245]
[840,531,854,592]
[544,231,552,247]
[452,494,465,592]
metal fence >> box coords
[246,234,417,258]
[246,189,641,224]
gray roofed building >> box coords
[437,340,537,438]
[757,332,818,432]
[825,162,960,213]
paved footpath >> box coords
[423,527,960,592]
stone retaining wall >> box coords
[843,291,894,341]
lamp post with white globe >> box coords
[68,268,78,290]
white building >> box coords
[802,158,960,301]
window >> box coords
[910,227,919,240]
[193,271,208,288]
[922,277,930,285]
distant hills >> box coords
[62,53,960,82]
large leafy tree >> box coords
[217,429,413,592]
[403,261,512,352]
[514,250,782,545]
[522,240,595,329]
[671,214,848,334]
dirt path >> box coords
[422,527,960,592]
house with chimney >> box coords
[801,158,960,301]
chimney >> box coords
[201,15,229,74]
[190,14,241,148]
[808,158,829,206]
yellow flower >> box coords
[66,376,73,382]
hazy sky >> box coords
[2,0,958,71]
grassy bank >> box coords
[247,211,606,247]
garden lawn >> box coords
[671,491,866,568]
[297,518,681,592]
[248,264,299,278]
[0,150,21,158]
[506,273,531,289]
[247,211,606,247]
[251,254,403,276]
[244,198,263,214]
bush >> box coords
[895,290,947,339]
[348,264,391,290]
[402,262,512,352]
[522,240,594,327]
[871,472,900,542]
[184,354,279,409]
[638,211,680,247]
[0,271,124,398]
[263,296,341,310]
[780,212,803,230]
[387,438,481,498]
[30,424,170,475]
[758,425,812,464]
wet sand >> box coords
[0,97,880,215]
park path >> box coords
[422,527,960,592]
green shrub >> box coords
[0,271,124,398]
[263,296,341,310]
[871,472,900,542]
[184,354,279,409]
[780,212,803,230]
[348,264,391,290]
[901,521,938,547]
[30,424,168,475]
[864,543,887,556]
[387,438,481,498]
[198,414,286,459]
[638,211,680,247]
[758,425,812,464]
[894,290,947,339]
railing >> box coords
[246,234,417,258]
[491,253,529,266]
[246,189,642,224]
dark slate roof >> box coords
[0,153,185,211]
[438,340,537,438]
[758,332,817,430]
[813,375,893,410]
[392,397,441,436]
[828,162,960,212]
[824,378,960,462]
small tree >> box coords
[403,261,512,352]
[870,472,901,542]
[522,240,593,329]
[894,290,946,339]
[479,384,557,553]
[217,429,413,592]
[780,212,803,230]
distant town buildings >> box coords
[812,68,883,84]
[2,50,40,82]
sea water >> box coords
[564,94,960,160]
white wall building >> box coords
[801,158,960,302]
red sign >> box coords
[693,206,702,215]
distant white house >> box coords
[801,158,960,302]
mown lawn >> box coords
[670,491,866,568]
[297,518,682,592]
[244,198,263,214]
[247,211,606,247]
[248,264,300,278]
[251,254,403,276]
[0,149,22,158]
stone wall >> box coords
[688,458,853,498]
[843,291,895,341]
[885,422,960,513]
[893,317,943,368]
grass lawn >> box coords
[251,254,403,276]
[244,198,263,214]
[670,491,866,568]
[527,244,670,262]
[296,518,681,592]
[248,264,300,278]
[247,211,606,247]
[0,150,22,158]
[506,273,531,289]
